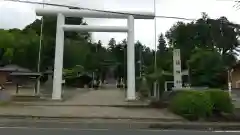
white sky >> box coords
[0,0,240,48]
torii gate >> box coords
[36,8,154,100]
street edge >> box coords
[0,115,240,130]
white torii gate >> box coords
[36,8,154,100]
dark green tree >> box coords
[165,13,239,87]
[188,49,226,87]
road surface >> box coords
[0,119,238,135]
[0,127,239,135]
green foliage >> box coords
[188,49,226,87]
[1,12,239,89]
[63,69,76,79]
[158,33,167,53]
[0,29,40,69]
[63,65,85,79]
[135,77,141,92]
[138,77,150,98]
[146,69,173,97]
[205,90,234,114]
[169,90,213,120]
[63,40,91,69]
[2,48,13,64]
[169,89,234,121]
[0,101,11,106]
[166,13,239,87]
[0,29,14,48]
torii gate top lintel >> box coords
[35,8,155,19]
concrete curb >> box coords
[0,117,240,130]
[11,103,151,108]
[0,114,184,122]
[149,122,240,130]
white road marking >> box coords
[214,131,240,133]
[0,126,109,131]
[0,126,239,133]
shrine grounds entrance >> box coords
[36,8,154,100]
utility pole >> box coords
[153,0,158,98]
[228,68,233,97]
[36,0,45,95]
[139,45,142,78]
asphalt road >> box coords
[0,128,239,135]
[0,119,238,135]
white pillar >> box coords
[126,15,136,100]
[173,49,182,89]
[52,13,65,100]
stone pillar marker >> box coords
[173,49,182,89]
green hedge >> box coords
[169,90,213,120]
[169,90,234,121]
[205,90,234,114]
[138,77,150,98]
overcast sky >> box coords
[0,0,240,48]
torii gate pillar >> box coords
[52,13,65,100]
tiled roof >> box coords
[0,64,31,72]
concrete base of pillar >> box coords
[51,97,62,100]
[125,98,137,102]
[49,99,63,102]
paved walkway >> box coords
[13,88,148,106]
[8,87,240,109]
[0,105,182,121]
[232,91,240,109]
[62,89,146,106]
[0,87,182,121]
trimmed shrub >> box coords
[169,90,213,120]
[135,77,141,92]
[139,77,150,98]
[205,90,234,114]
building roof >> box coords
[0,64,32,72]
[10,72,41,76]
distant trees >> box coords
[0,12,239,88]
[165,12,240,87]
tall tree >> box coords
[166,13,239,69]
[188,48,226,87]
[157,33,167,54]
[156,33,172,72]
[107,38,117,52]
[166,13,240,87]
[23,17,92,70]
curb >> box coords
[0,117,239,130]
[149,122,240,130]
[12,103,151,108]
[0,114,184,122]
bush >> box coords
[169,90,213,120]
[205,90,234,114]
[135,77,141,92]
[138,77,150,99]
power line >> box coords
[7,0,240,29]
[5,0,196,21]
[234,0,240,9]
[233,2,240,9]
[9,0,240,29]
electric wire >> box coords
[5,0,196,21]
